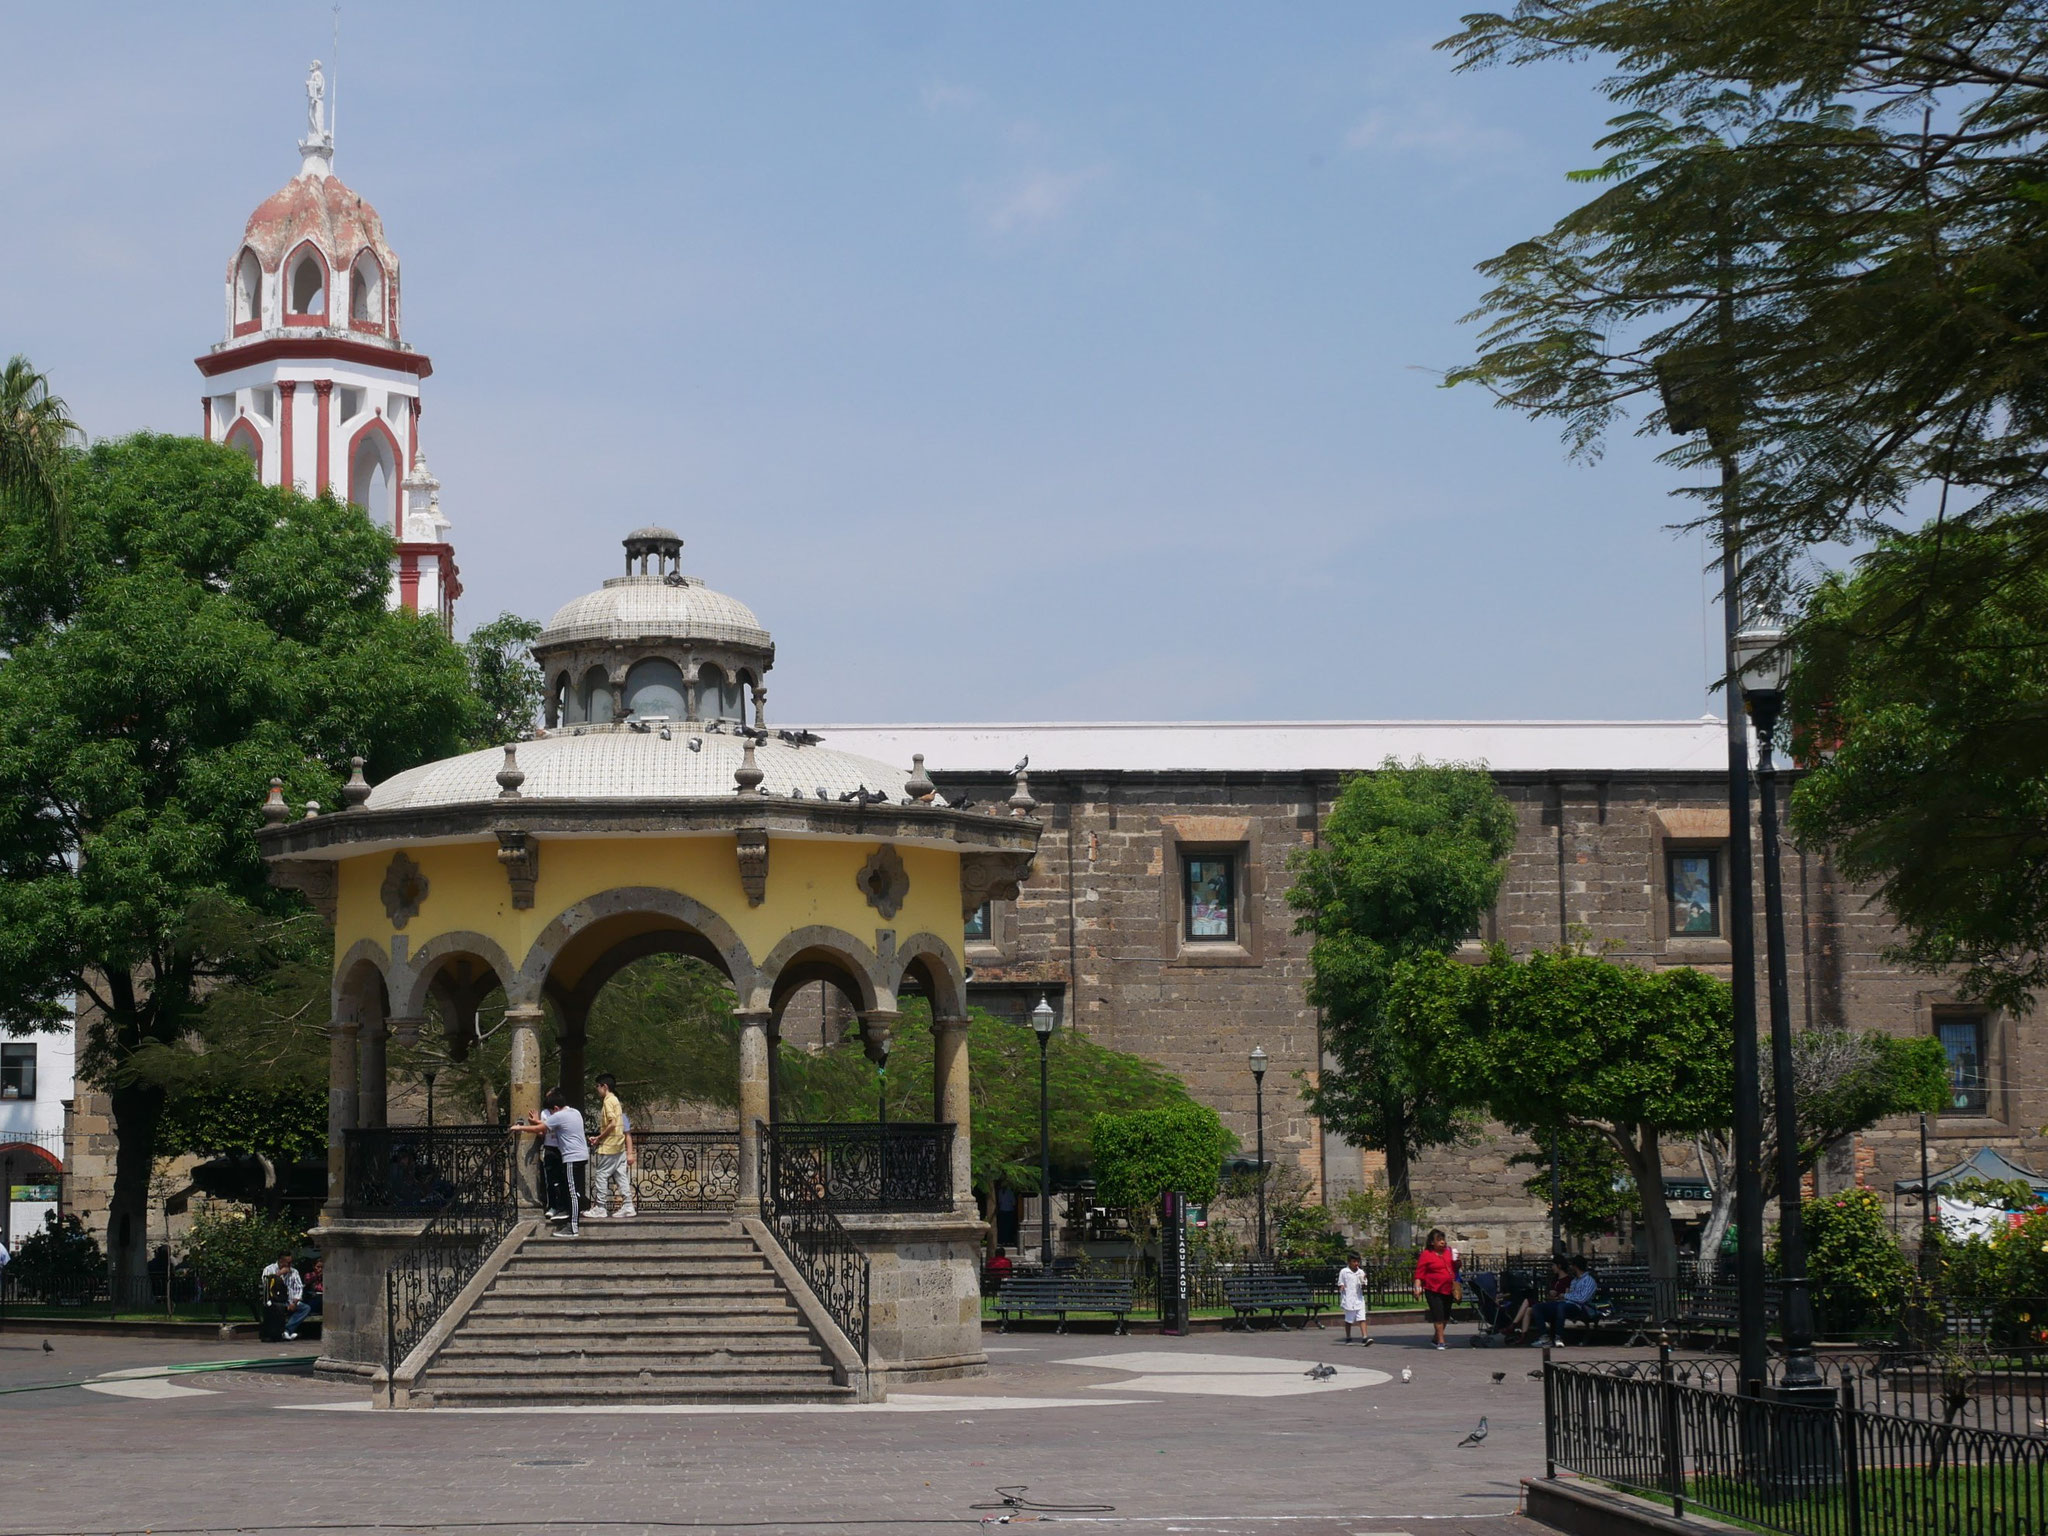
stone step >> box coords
[520,1237,758,1257]
[469,1294,798,1319]
[486,1276,784,1299]
[422,1356,838,1381]
[439,1339,825,1364]
[417,1379,857,1407]
[456,1321,812,1346]
[499,1254,770,1274]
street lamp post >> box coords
[1031,996,1057,1268]
[876,1038,890,1127]
[424,1069,438,1132]
[1736,623,1824,1396]
[1249,1047,1269,1261]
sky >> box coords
[0,3,1731,726]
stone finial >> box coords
[1008,767,1038,818]
[302,800,321,820]
[342,756,371,810]
[262,778,290,825]
[735,739,765,796]
[496,744,525,798]
[905,753,935,802]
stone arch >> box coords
[886,933,968,1020]
[332,938,392,1019]
[514,886,758,1010]
[285,241,329,320]
[759,925,887,1021]
[396,930,519,1020]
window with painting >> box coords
[964,901,992,942]
[1937,1013,1990,1116]
[1666,851,1720,937]
[1183,854,1237,943]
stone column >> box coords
[858,1010,898,1067]
[325,1017,360,1217]
[506,1005,546,1211]
[278,380,297,488]
[358,1015,389,1129]
[314,379,334,493]
[933,1016,974,1214]
[736,1011,772,1205]
[765,1019,782,1128]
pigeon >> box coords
[627,718,649,733]
[1012,755,1030,775]
[658,725,671,740]
[706,718,724,734]
[816,788,832,801]
[1491,1371,1507,1384]
[778,729,822,747]
[1304,1363,1337,1380]
[1527,1369,1543,1379]
[687,737,702,753]
[1458,1416,1489,1447]
[41,1340,53,1353]
[1400,1367,1413,1383]
[950,798,974,813]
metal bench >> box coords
[993,1276,1134,1334]
[1223,1275,1323,1330]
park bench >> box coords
[1223,1275,1324,1331]
[993,1275,1134,1334]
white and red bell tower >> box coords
[197,62,460,624]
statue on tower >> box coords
[305,60,327,142]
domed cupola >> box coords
[535,529,777,730]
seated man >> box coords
[260,1252,312,1342]
[1527,1255,1598,1346]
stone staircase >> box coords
[407,1215,858,1406]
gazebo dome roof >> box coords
[239,170,395,274]
[536,575,772,652]
[364,730,910,812]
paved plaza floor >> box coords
[0,1317,1564,1536]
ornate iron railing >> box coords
[343,1126,510,1217]
[628,1131,743,1212]
[761,1121,953,1213]
[756,1125,870,1363]
[381,1131,516,1397]
[1545,1348,2048,1536]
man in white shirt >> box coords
[1336,1252,1372,1346]
[260,1252,310,1340]
[516,1089,589,1237]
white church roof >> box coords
[805,719,1732,776]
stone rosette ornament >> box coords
[856,843,910,920]
[380,850,430,929]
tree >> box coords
[1286,761,1517,1242]
[0,355,78,547]
[0,431,482,1283]
[462,611,544,746]
[1692,1028,1949,1272]
[1788,518,2048,1011]
[1446,3,2048,599]
[1512,1127,1641,1245]
[1396,946,1733,1281]
[1091,1101,1235,1211]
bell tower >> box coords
[196,62,461,624]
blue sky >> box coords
[1,4,1728,725]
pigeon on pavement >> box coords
[1491,1371,1507,1383]
[1304,1363,1337,1380]
[42,1340,53,1353]
[1399,1367,1413,1383]
[1459,1416,1489,1447]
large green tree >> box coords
[0,431,481,1281]
[1396,946,1733,1280]
[0,356,78,545]
[1286,761,1517,1241]
[461,611,545,747]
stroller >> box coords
[1466,1269,1535,1347]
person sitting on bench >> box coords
[1527,1255,1597,1346]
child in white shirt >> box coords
[1337,1252,1372,1346]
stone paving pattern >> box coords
[1,1317,1566,1535]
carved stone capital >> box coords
[959,850,1035,917]
[736,826,769,907]
[269,860,337,923]
[856,843,910,920]
[495,829,540,909]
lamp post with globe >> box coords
[1031,996,1057,1267]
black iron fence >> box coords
[987,1257,1341,1316]
[755,1125,870,1363]
[1546,1350,2048,1536]
[344,1126,512,1217]
[762,1122,953,1214]
[384,1135,519,1392]
[628,1131,742,1212]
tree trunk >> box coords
[1695,1132,1734,1280]
[1610,1122,1679,1284]
[1383,1100,1416,1251]
[106,1078,166,1294]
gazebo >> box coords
[258,528,1040,1403]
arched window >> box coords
[350,251,383,326]
[223,418,263,471]
[287,246,327,317]
[234,249,262,329]
[554,671,577,727]
[697,664,746,722]
[348,428,398,530]
[733,671,755,723]
[580,667,612,724]
[624,658,687,719]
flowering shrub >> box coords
[1803,1188,1915,1336]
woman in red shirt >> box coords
[1412,1228,1459,1351]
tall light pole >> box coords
[423,1069,438,1132]
[1249,1047,1269,1261]
[1736,624,1824,1395]
[1660,352,1768,1393]
[1031,996,1057,1268]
